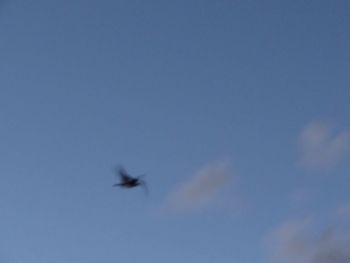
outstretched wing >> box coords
[116,166,132,183]
[139,179,148,195]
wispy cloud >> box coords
[264,218,350,263]
[163,160,235,213]
[298,122,350,170]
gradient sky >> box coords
[1,1,350,262]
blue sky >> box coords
[0,0,350,262]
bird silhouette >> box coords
[113,166,148,195]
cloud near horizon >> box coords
[298,122,350,170]
[163,161,234,213]
[265,217,350,263]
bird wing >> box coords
[117,166,133,183]
[140,179,148,195]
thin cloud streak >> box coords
[298,122,350,170]
[265,218,350,263]
[164,161,234,213]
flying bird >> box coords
[113,166,148,195]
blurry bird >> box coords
[113,166,148,195]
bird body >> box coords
[113,166,148,194]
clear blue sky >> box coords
[0,1,349,262]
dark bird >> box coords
[113,166,148,195]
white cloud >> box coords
[298,122,350,170]
[163,160,234,213]
[264,218,350,263]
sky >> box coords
[0,0,350,262]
